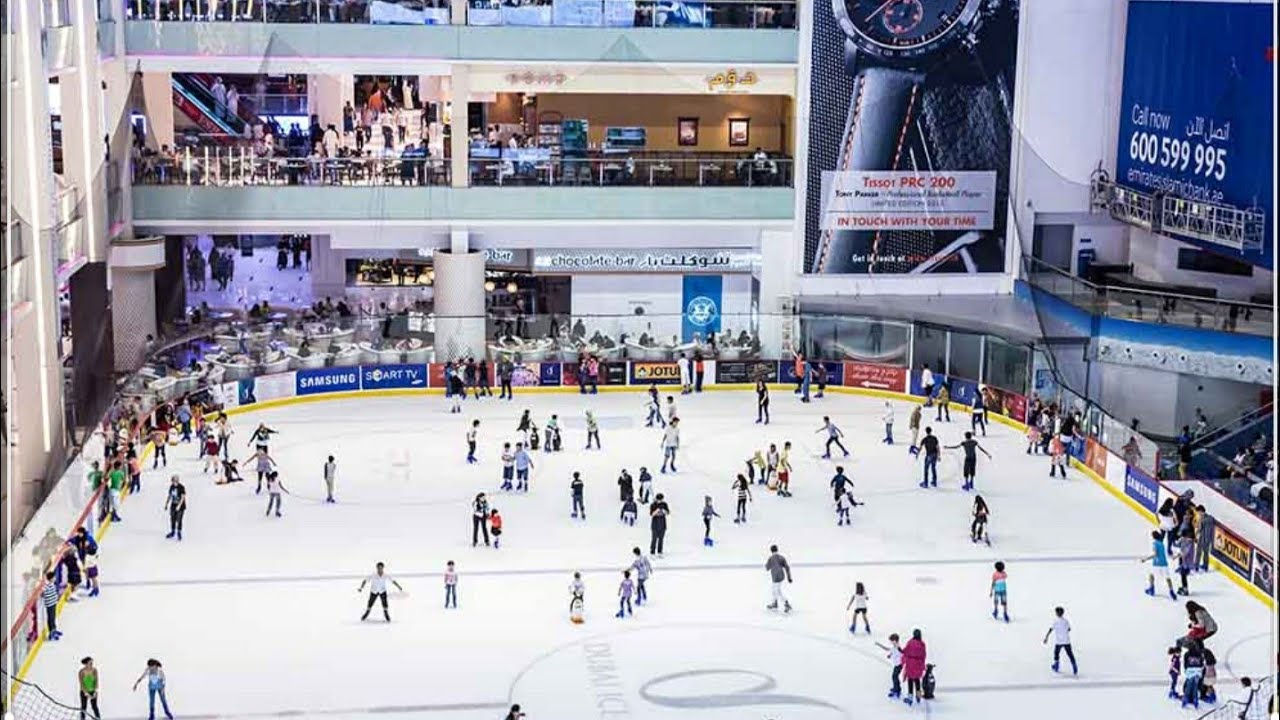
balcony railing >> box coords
[132,151,452,187]
[469,154,792,187]
[1023,255,1273,336]
[121,0,796,28]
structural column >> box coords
[432,234,486,361]
[756,228,798,356]
[109,236,165,371]
[449,66,471,188]
[140,72,176,149]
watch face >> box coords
[834,0,983,60]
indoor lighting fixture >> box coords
[506,282,519,294]
[427,269,435,281]
[484,280,496,292]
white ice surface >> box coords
[23,391,1274,719]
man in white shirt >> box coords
[677,353,691,395]
[1042,606,1077,675]
[921,364,935,403]
[660,419,680,474]
[358,562,404,622]
[210,77,228,120]
[322,455,337,503]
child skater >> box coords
[765,444,779,486]
[732,474,753,523]
[882,402,895,444]
[836,489,860,526]
[585,411,601,450]
[358,562,403,622]
[747,451,767,485]
[570,572,586,624]
[637,467,653,505]
[846,582,871,633]
[971,495,991,545]
[1026,420,1042,455]
[702,495,720,546]
[621,494,638,527]
[246,447,276,495]
[1166,646,1182,699]
[990,561,1009,622]
[264,471,285,518]
[616,570,634,618]
[466,420,480,464]
[876,634,904,699]
[202,433,221,474]
[444,561,458,609]
[500,443,514,491]
[1049,435,1067,478]
[645,388,664,428]
[971,391,987,436]
[817,416,850,459]
[571,472,586,519]
[489,508,503,549]
[776,441,793,497]
[1142,530,1178,599]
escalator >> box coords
[171,74,259,143]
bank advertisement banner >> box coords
[715,360,780,384]
[1115,0,1274,268]
[1124,466,1160,514]
[536,362,563,387]
[681,275,722,342]
[842,361,907,393]
[1251,549,1273,597]
[361,364,428,390]
[296,367,359,396]
[1211,525,1253,579]
[630,361,682,385]
[802,1,1020,274]
[256,371,297,402]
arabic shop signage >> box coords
[531,249,757,274]
[505,70,567,87]
[414,248,528,268]
[706,68,759,93]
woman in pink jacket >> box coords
[901,628,928,706]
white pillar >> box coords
[140,71,176,149]
[449,67,470,188]
[757,228,797,356]
[432,248,486,361]
[60,0,109,263]
[108,236,165,370]
[310,74,347,136]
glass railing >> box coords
[121,0,795,27]
[131,152,452,187]
[1023,255,1273,336]
[469,155,793,187]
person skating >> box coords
[776,441,793,497]
[322,455,337,503]
[971,495,991,545]
[645,393,663,428]
[946,431,991,491]
[246,447,277,495]
[1166,646,1182,700]
[631,547,652,605]
[756,379,770,424]
[616,570,635,618]
[765,444,779,487]
[498,359,514,400]
[569,572,586,623]
[829,466,852,503]
[1175,528,1195,596]
[935,385,951,422]
[621,494,638,526]
[836,489,862,526]
[908,404,923,453]
[248,422,278,452]
[472,493,490,547]
[765,544,793,613]
[132,659,174,720]
[585,410,601,450]
[882,402,895,444]
[1180,640,1206,708]
[919,428,940,488]
[877,634,904,699]
[971,390,988,436]
[702,495,720,546]
[732,474,753,524]
[42,571,62,640]
[660,419,680,474]
[1043,606,1078,674]
[466,420,480,464]
[571,472,586,519]
[637,467,653,504]
[649,493,670,556]
[505,704,526,720]
[489,508,504,548]
[617,468,635,503]
[677,353,692,395]
[444,561,458,609]
[263,471,286,518]
[358,562,403,622]
[846,581,870,633]
[817,416,849,459]
[513,442,533,492]
[990,561,1010,622]
[544,414,561,453]
[79,657,101,719]
[164,475,186,540]
[500,443,515,491]
[746,450,767,485]
[1142,530,1178,599]
[901,629,927,706]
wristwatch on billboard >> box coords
[812,0,1002,274]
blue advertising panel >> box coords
[361,364,428,390]
[538,362,563,387]
[778,361,843,387]
[1124,466,1160,515]
[1116,0,1274,268]
[296,367,361,396]
[681,275,722,342]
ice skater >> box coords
[78,657,101,718]
[901,630,928,706]
[1049,435,1067,478]
[665,396,678,426]
[990,561,1009,622]
[544,414,561,453]
[645,393,663,428]
[466,420,480,464]
[830,466,852,503]
[1043,606,1078,674]
[616,570,634,618]
[971,495,991,544]
[358,562,403,622]
[746,451,767,485]
[882,401,895,444]
[1142,530,1178,599]
[489,508,503,548]
[765,444,779,486]
[1166,646,1182,699]
[817,416,849,459]
[919,428,940,488]
[42,572,61,640]
[756,379,770,424]
[908,405,923,453]
[164,475,186,540]
[264,471,285,518]
[836,489,862,526]
[935,384,951,422]
[971,391,988,436]
[444,561,458,608]
[846,581,870,633]
[1175,528,1195,596]
[472,493,490,547]
[132,658,174,720]
[513,442,533,491]
[878,634,903,699]
[571,472,586,519]
[946,431,991,491]
[637,467,653,504]
[631,547,652,605]
[660,418,680,473]
[517,409,533,442]
[765,544,793,613]
[618,468,635,503]
[500,443,514,491]
[248,422,278,452]
[621,494,638,526]
[569,572,586,624]
[702,495,720,546]
[677,353,692,395]
[246,447,277,495]
[1180,641,1206,708]
[585,410,601,450]
[202,433,221,474]
[322,455,337,503]
[732,473,753,524]
[649,493,670,556]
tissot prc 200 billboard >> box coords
[804,0,1020,274]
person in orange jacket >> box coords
[489,509,504,549]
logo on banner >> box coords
[297,368,360,396]
[1123,467,1159,514]
[362,364,427,390]
[632,362,682,385]
[842,362,907,392]
[1212,526,1253,578]
[685,296,719,328]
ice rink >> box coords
[23,389,1273,719]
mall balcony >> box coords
[120,0,799,65]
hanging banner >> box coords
[1115,0,1273,267]
[681,275,722,342]
[802,1,1020,274]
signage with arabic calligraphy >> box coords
[505,71,568,87]
[706,69,759,93]
[531,249,757,274]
